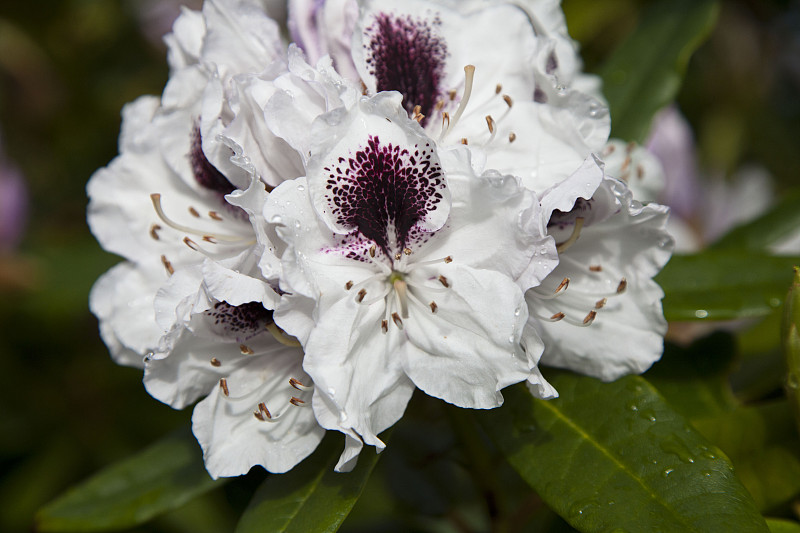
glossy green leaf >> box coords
[656,251,800,321]
[646,333,737,419]
[477,375,768,532]
[235,433,383,533]
[36,428,220,532]
[767,518,800,533]
[599,0,719,142]
[711,189,800,252]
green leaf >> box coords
[477,375,768,532]
[646,333,738,420]
[36,428,220,532]
[235,433,383,533]
[655,251,800,321]
[711,189,800,252]
[783,267,800,431]
[599,0,719,142]
[767,518,800,533]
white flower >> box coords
[527,173,673,381]
[264,92,557,470]
[89,0,329,476]
[287,0,609,185]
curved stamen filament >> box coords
[555,217,585,253]
[441,65,476,140]
[150,193,249,243]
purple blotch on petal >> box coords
[190,124,236,195]
[365,12,448,126]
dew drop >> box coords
[339,411,348,423]
[294,220,301,229]
[787,373,799,390]
[508,334,515,344]
[694,309,709,319]
[662,468,674,478]
[270,215,283,224]
[514,307,521,317]
[296,184,306,192]
[327,387,336,396]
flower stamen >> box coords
[556,217,585,253]
[440,65,476,140]
[150,193,250,243]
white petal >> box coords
[401,265,531,408]
[89,262,164,367]
[192,344,325,477]
[530,179,673,381]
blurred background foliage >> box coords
[0,0,799,531]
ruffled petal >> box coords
[528,179,673,381]
[192,344,324,477]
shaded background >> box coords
[1,0,799,531]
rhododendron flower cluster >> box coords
[88,0,672,477]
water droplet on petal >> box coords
[270,215,283,224]
[297,184,305,192]
[514,307,521,317]
[662,468,674,478]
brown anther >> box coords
[395,252,402,260]
[188,206,200,218]
[429,301,438,314]
[448,89,457,100]
[290,396,305,406]
[210,357,221,367]
[626,141,636,153]
[555,277,570,293]
[149,224,161,240]
[254,410,265,421]
[219,378,229,396]
[434,99,445,111]
[258,402,272,419]
[495,83,502,94]
[508,132,517,143]
[617,278,628,294]
[369,244,376,258]
[604,144,616,155]
[550,312,565,321]
[442,111,450,130]
[636,165,645,180]
[360,80,368,95]
[444,256,453,263]
[414,113,425,123]
[357,288,367,302]
[203,235,217,243]
[161,255,175,275]
[485,115,495,134]
[209,211,223,221]
[403,248,412,255]
[438,275,450,288]
[381,319,388,333]
[239,344,254,355]
[413,105,422,116]
[589,265,603,272]
[289,378,306,390]
[460,138,469,145]
[595,298,608,309]
[345,280,354,290]
[583,310,597,325]
[183,237,199,250]
[503,94,513,108]
[392,312,403,327]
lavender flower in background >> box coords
[0,129,27,252]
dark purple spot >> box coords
[533,85,547,103]
[324,135,445,257]
[205,301,272,341]
[190,124,235,195]
[546,51,558,74]
[366,12,447,126]
[548,198,594,230]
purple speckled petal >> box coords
[364,11,448,125]
[307,92,450,259]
